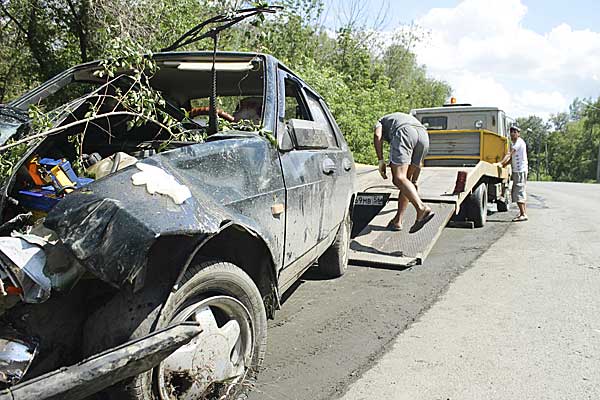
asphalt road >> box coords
[248,168,516,400]
[341,181,600,400]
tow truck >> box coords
[350,100,514,267]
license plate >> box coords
[355,194,385,206]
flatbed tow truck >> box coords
[350,102,514,267]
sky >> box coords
[322,0,600,118]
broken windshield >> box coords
[151,56,265,130]
[10,55,266,131]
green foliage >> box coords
[1,0,451,165]
[522,97,600,183]
[0,104,50,184]
[0,37,204,182]
[0,143,29,183]
[220,119,277,147]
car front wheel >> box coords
[112,260,267,400]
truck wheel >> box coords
[466,183,487,228]
[107,260,267,400]
[318,212,351,278]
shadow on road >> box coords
[280,279,304,305]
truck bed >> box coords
[351,161,508,267]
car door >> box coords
[302,89,354,243]
[276,71,330,290]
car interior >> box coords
[2,55,266,225]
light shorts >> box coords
[389,124,429,166]
[512,171,527,203]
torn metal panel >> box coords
[44,193,174,287]
[10,225,85,293]
[0,332,38,388]
[0,237,49,303]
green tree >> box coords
[545,97,600,182]
[0,0,452,164]
[516,115,550,180]
[549,111,569,132]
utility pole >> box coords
[545,142,549,177]
[537,135,541,181]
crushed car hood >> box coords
[44,134,284,288]
[44,156,229,287]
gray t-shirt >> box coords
[375,112,423,142]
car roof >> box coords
[153,51,324,100]
[9,51,325,109]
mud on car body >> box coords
[0,52,356,399]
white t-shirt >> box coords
[511,137,528,173]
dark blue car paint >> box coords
[2,52,356,300]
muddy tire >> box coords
[466,183,488,228]
[318,212,351,278]
[102,260,267,400]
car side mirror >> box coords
[286,119,329,150]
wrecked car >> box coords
[0,51,356,399]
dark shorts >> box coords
[389,124,429,166]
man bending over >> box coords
[373,112,435,233]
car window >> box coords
[421,116,447,130]
[320,99,346,146]
[189,96,263,126]
[283,79,310,121]
[304,92,338,148]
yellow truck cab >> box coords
[409,100,513,226]
[411,101,514,167]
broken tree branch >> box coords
[0,110,175,152]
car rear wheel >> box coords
[111,260,267,400]
[318,212,351,278]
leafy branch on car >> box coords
[0,32,285,183]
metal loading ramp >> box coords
[349,200,455,267]
[350,161,508,268]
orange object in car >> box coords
[27,157,45,186]
[5,285,23,296]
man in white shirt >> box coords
[500,126,528,221]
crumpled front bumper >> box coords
[0,226,85,307]
[0,322,202,400]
